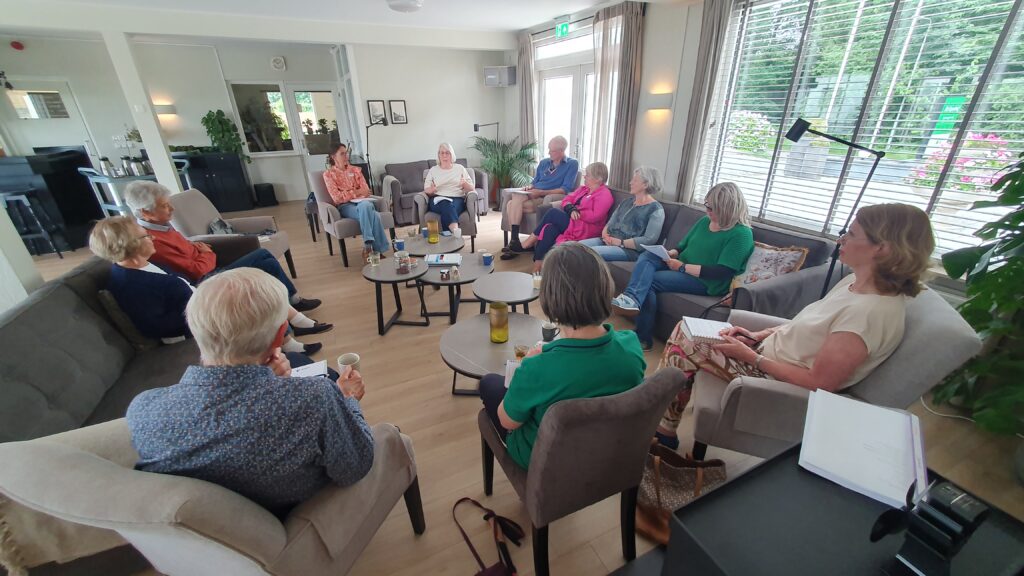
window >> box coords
[696,0,1022,255]
[6,90,69,119]
[534,23,596,164]
[230,83,294,153]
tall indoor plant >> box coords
[201,109,249,162]
[470,136,537,204]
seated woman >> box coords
[88,216,332,356]
[611,182,755,351]
[323,143,392,262]
[479,243,647,469]
[654,203,936,449]
[501,161,614,273]
[423,142,474,235]
[579,165,665,262]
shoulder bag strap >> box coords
[453,498,488,571]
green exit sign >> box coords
[555,22,570,38]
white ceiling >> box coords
[51,0,611,32]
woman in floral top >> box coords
[323,143,391,261]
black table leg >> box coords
[451,371,482,396]
[375,282,386,335]
[524,302,530,315]
[378,282,430,336]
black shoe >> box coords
[302,342,323,356]
[293,298,321,312]
[500,251,520,260]
[292,322,334,337]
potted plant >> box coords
[936,150,1024,482]
[469,136,538,206]
[200,110,249,162]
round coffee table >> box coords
[402,235,465,256]
[473,271,540,315]
[418,259,493,325]
[362,261,429,335]
[440,313,543,395]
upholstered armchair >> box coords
[689,285,981,460]
[384,159,489,226]
[168,189,296,278]
[0,419,424,576]
[309,170,396,267]
[413,166,480,252]
[499,171,581,247]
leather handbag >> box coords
[453,497,525,575]
[636,443,727,545]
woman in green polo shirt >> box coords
[611,182,755,350]
[479,243,646,470]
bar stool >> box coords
[0,188,67,258]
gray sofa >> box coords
[383,158,489,226]
[532,189,836,341]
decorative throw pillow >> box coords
[209,218,235,235]
[97,290,159,351]
[721,243,810,306]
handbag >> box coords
[636,443,727,545]
[453,497,525,576]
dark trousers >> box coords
[220,248,297,297]
[480,373,510,439]
[428,197,467,230]
[532,208,571,262]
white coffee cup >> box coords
[337,353,361,375]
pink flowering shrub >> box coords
[905,132,1014,193]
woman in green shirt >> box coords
[611,182,755,350]
[479,243,647,469]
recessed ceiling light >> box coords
[386,0,423,13]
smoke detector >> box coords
[387,0,423,12]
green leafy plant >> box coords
[727,110,773,154]
[302,118,314,135]
[469,136,537,188]
[200,110,249,162]
[317,118,330,135]
[935,151,1024,435]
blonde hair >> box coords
[437,142,457,164]
[540,243,613,329]
[89,216,147,262]
[585,161,609,185]
[185,268,289,364]
[855,203,935,297]
[705,182,750,229]
[123,180,171,218]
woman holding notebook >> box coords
[654,203,936,450]
[611,182,756,351]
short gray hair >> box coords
[633,166,663,195]
[186,268,289,364]
[549,136,568,151]
[585,161,609,184]
[89,216,146,262]
[437,142,457,164]
[123,181,171,218]
[705,182,750,230]
[540,243,613,329]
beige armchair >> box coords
[309,170,396,267]
[690,286,982,460]
[0,419,424,576]
[168,189,296,278]
[413,167,479,252]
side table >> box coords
[362,261,429,335]
[439,313,543,395]
[473,271,539,314]
[418,259,493,324]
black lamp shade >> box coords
[785,118,811,143]
[473,123,480,132]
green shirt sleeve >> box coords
[716,225,755,272]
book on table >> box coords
[679,316,733,344]
[425,254,463,266]
[799,390,927,509]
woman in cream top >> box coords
[423,142,474,233]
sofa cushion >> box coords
[97,289,160,351]
[56,257,114,320]
[751,223,833,267]
[384,160,430,195]
[0,283,134,442]
[733,242,809,287]
[664,204,706,249]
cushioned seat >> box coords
[308,169,396,267]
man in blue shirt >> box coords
[127,267,373,518]
[502,135,579,255]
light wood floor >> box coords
[32,201,1023,575]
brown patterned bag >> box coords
[636,443,727,545]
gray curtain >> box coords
[674,0,735,203]
[518,31,537,147]
[590,1,645,189]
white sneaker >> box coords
[611,294,640,317]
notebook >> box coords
[290,360,328,378]
[799,390,927,509]
[679,316,732,344]
[426,253,463,266]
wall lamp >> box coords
[153,104,178,115]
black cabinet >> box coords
[173,153,254,213]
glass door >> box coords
[538,64,595,167]
[283,83,343,175]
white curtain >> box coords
[590,1,645,188]
[518,31,537,147]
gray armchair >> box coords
[0,419,425,576]
[168,189,295,278]
[479,367,687,576]
[413,166,480,252]
[384,159,489,226]
[309,170,396,267]
[690,286,982,460]
[499,171,581,247]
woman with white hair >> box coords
[611,182,755,350]
[423,142,474,234]
[579,166,666,262]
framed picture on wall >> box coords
[389,100,408,124]
[367,100,387,125]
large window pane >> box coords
[541,75,573,152]
[294,90,338,155]
[230,83,294,153]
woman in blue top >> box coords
[579,166,666,262]
[611,182,755,350]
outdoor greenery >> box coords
[727,111,774,154]
[469,136,537,188]
[905,132,1013,193]
[200,110,248,162]
[936,151,1024,436]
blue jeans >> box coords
[428,197,466,230]
[339,201,391,254]
[220,248,296,297]
[578,237,638,262]
[623,252,708,345]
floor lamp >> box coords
[473,122,500,141]
[784,118,886,299]
[365,116,388,194]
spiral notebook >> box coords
[679,316,732,344]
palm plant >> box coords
[470,136,537,188]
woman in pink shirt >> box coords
[504,162,613,273]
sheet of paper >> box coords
[433,196,453,204]
[507,188,531,195]
[291,360,328,378]
[504,360,520,387]
[349,197,371,203]
[641,244,671,260]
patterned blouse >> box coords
[127,364,375,515]
[324,164,370,205]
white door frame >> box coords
[0,75,100,159]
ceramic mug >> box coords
[337,352,361,374]
[542,322,560,342]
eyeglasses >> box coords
[704,202,713,211]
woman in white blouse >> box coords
[423,142,474,234]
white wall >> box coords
[0,209,43,314]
